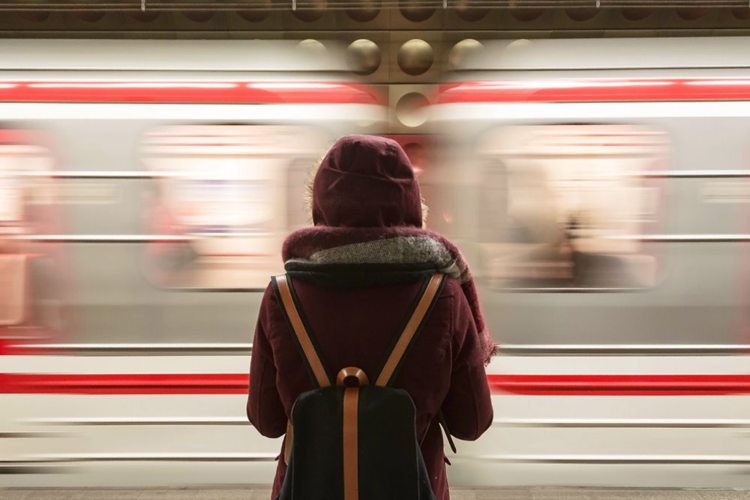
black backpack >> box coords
[272,272,446,500]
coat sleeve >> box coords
[246,284,287,438]
[440,290,493,441]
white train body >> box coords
[2,38,750,490]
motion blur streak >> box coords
[0,81,380,104]
[3,373,750,396]
[438,77,750,103]
[2,37,750,490]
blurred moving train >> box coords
[2,37,750,489]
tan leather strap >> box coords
[274,274,331,388]
[283,421,293,465]
[337,368,366,500]
[375,273,445,387]
[342,386,360,500]
[275,274,331,467]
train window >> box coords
[141,125,327,290]
[476,124,665,290]
[0,130,59,333]
[0,138,54,228]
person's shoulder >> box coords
[433,275,464,315]
[259,278,281,309]
[261,278,275,295]
[438,275,463,298]
[435,276,477,322]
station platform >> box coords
[1,488,748,499]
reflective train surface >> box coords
[2,37,750,489]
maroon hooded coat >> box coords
[247,135,493,500]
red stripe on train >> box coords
[0,82,380,105]
[438,78,750,104]
[2,373,750,396]
[489,374,750,396]
[0,373,247,395]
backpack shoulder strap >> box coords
[375,273,446,387]
[272,274,331,388]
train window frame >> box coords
[139,123,328,291]
[473,123,666,293]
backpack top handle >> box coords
[337,367,369,387]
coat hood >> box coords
[312,135,423,228]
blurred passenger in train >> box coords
[565,212,644,288]
[247,135,494,500]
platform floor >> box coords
[1,489,749,500]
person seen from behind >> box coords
[247,135,494,500]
